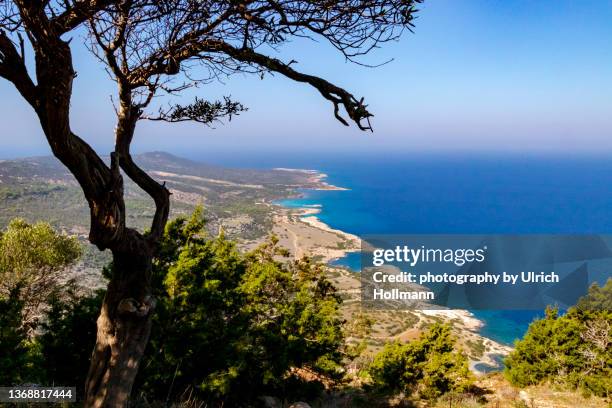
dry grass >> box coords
[473,373,610,408]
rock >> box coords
[519,390,531,403]
[259,396,281,408]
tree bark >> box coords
[85,231,156,407]
[82,102,168,406]
[2,11,168,404]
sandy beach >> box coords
[270,179,513,375]
[272,205,360,262]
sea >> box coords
[184,151,612,346]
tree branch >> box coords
[144,96,246,126]
[113,90,170,243]
[2,5,127,251]
[130,39,373,130]
[52,0,116,34]
[117,150,170,244]
[0,29,38,107]
[209,41,374,130]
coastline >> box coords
[273,168,349,191]
[272,170,513,375]
[271,204,361,263]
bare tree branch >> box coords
[52,0,115,34]
[205,40,374,130]
[0,29,38,106]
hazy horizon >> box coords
[1,0,611,156]
[4,147,612,168]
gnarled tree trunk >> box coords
[82,97,169,406]
[1,12,169,404]
[85,232,156,407]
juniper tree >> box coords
[0,219,81,328]
[0,1,421,406]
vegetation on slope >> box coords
[505,280,611,398]
[0,153,323,240]
[0,214,482,406]
[1,215,609,406]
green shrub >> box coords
[0,211,344,404]
[38,288,103,388]
[134,209,345,404]
[0,287,35,385]
[369,323,472,400]
[0,219,82,385]
[505,280,612,398]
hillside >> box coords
[0,152,329,240]
[1,153,609,407]
[0,152,337,285]
[0,152,521,367]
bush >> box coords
[0,286,35,385]
[0,211,345,404]
[0,219,81,303]
[38,288,103,388]
[504,280,612,398]
[369,323,472,400]
[134,209,345,404]
[0,219,81,385]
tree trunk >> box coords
[1,10,169,405]
[85,231,156,407]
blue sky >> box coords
[1,0,611,158]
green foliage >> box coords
[369,323,472,400]
[135,208,345,404]
[0,286,35,385]
[504,307,583,387]
[0,219,81,325]
[0,211,344,403]
[0,220,82,386]
[505,280,612,398]
[0,218,81,285]
[38,288,104,387]
[576,279,612,312]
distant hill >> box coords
[0,151,320,241]
[0,152,326,285]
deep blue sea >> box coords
[185,151,612,346]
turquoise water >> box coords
[269,153,612,346]
[189,151,612,346]
[329,252,362,271]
